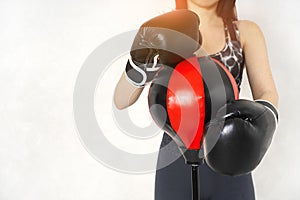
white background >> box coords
[1,0,300,199]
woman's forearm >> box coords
[113,72,144,110]
[253,90,279,109]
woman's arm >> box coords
[238,20,279,108]
[113,72,144,110]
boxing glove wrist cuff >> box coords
[255,99,279,123]
[125,55,160,87]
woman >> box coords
[114,0,279,199]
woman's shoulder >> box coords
[233,20,265,47]
[234,20,262,32]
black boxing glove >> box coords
[203,99,278,176]
[125,10,202,87]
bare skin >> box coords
[113,72,144,109]
[114,0,279,109]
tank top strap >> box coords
[224,20,240,43]
[232,22,241,42]
[224,24,230,42]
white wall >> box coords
[238,1,300,199]
[0,0,299,199]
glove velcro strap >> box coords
[125,55,160,87]
[125,59,147,87]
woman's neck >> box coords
[187,0,222,27]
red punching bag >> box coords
[148,56,239,164]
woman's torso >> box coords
[196,20,245,90]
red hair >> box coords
[175,0,187,9]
